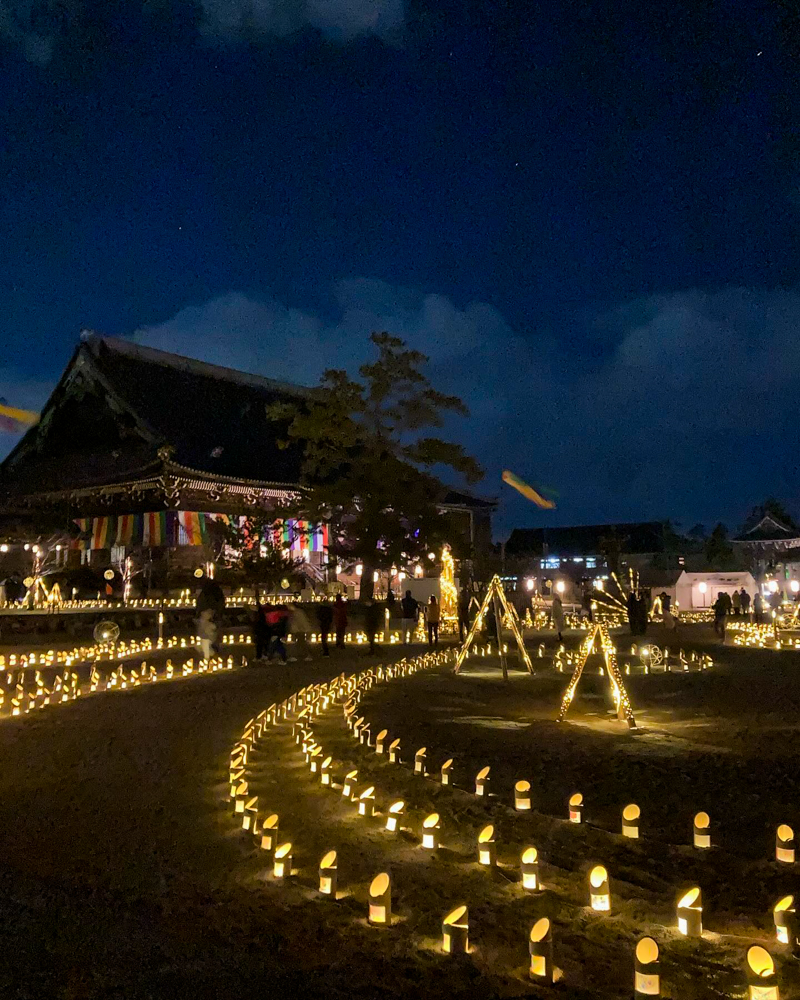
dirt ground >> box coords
[0,626,798,998]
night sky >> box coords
[1,1,798,536]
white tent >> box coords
[674,571,756,610]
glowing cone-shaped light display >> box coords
[475,766,490,797]
[622,803,641,839]
[774,896,797,949]
[776,824,795,864]
[634,937,661,997]
[514,780,532,811]
[693,811,711,849]
[589,865,610,911]
[342,770,358,799]
[414,747,428,775]
[569,792,583,824]
[385,800,405,833]
[442,905,468,955]
[746,945,778,1000]
[368,873,392,925]
[319,850,337,895]
[677,887,703,937]
[358,786,376,817]
[389,738,401,763]
[521,847,541,890]
[273,842,292,879]
[441,758,454,786]
[529,917,553,981]
[261,814,279,851]
[478,825,496,866]
[421,813,440,850]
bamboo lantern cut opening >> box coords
[677,887,703,937]
[774,895,797,948]
[478,824,496,866]
[442,905,468,955]
[242,796,258,832]
[422,812,440,850]
[273,842,292,879]
[569,792,583,824]
[635,937,660,996]
[475,766,490,797]
[529,917,553,981]
[414,747,427,775]
[369,872,392,925]
[342,770,358,799]
[777,824,795,863]
[385,800,405,832]
[521,847,540,890]
[261,814,279,852]
[622,803,641,839]
[376,729,388,754]
[358,786,376,817]
[389,738,401,763]
[309,748,322,772]
[589,864,610,910]
[319,850,337,895]
[693,811,711,849]
[441,758,454,786]
[746,945,778,1000]
[514,780,532,811]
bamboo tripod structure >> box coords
[454,575,533,678]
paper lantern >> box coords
[421,813,440,850]
[358,786,376,817]
[319,850,337,895]
[385,800,405,832]
[368,873,392,925]
[389,739,401,763]
[442,905,468,955]
[441,758,454,786]
[273,842,292,879]
[475,766,490,797]
[693,811,711,849]
[478,825,496,866]
[521,847,541,891]
[677,887,703,937]
[529,917,553,981]
[634,937,660,997]
[414,747,428,776]
[320,756,332,785]
[376,729,389,754]
[569,793,583,824]
[261,814,279,851]
[589,865,610,911]
[514,780,532,811]
[622,803,641,839]
[342,770,358,799]
[746,945,778,1000]
[774,896,797,949]
[777,824,795,863]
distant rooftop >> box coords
[506,521,666,558]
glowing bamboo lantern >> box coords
[342,770,358,799]
[261,814,279,851]
[229,769,245,797]
[520,846,541,890]
[773,896,797,949]
[569,793,583,824]
[233,783,249,813]
[677,887,703,937]
[693,811,711,849]
[441,758,454,785]
[385,800,405,832]
[746,945,778,1000]
[475,766,490,797]
[478,825,496,866]
[622,803,641,838]
[368,873,392,925]
[319,850,337,895]
[359,724,371,747]
[442,905,468,954]
[389,738,401,763]
[273,842,292,879]
[358,786,376,817]
[529,917,553,981]
[376,729,389,754]
[515,780,532,811]
[241,797,259,832]
[589,865,610,910]
[421,813,440,849]
[309,748,323,773]
[634,937,660,997]
[776,824,795,863]
[320,756,332,785]
[414,747,428,776]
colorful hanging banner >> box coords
[178,511,209,546]
[91,516,116,549]
[502,469,557,509]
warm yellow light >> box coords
[525,578,534,591]
[355,564,363,576]
[556,580,565,593]
[442,905,468,954]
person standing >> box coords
[426,595,440,646]
[731,588,741,617]
[457,589,470,643]
[266,604,290,662]
[253,592,270,661]
[289,603,313,661]
[197,577,226,655]
[317,601,334,657]
[753,591,763,624]
[334,594,348,649]
[551,593,565,642]
[364,598,383,654]
[713,591,729,639]
[400,589,418,645]
[740,587,751,619]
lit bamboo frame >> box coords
[557,621,637,728]
[454,574,534,674]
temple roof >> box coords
[732,514,800,543]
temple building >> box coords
[0,336,493,584]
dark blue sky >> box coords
[1,1,798,535]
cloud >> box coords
[199,0,404,43]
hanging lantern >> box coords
[385,800,405,833]
[746,945,779,1000]
[569,793,583,824]
[634,937,661,997]
[622,803,641,839]
[478,825,496,866]
[320,756,332,785]
[776,824,795,863]
[389,738,401,763]
[693,811,711,849]
[521,847,541,890]
[273,842,292,879]
[368,873,392,925]
[774,896,797,949]
[589,865,610,911]
[319,850,337,895]
[441,758,454,786]
[475,766,490,797]
[376,729,389,754]
[414,747,428,776]
[529,917,554,981]
[358,786,376,817]
[442,905,469,955]
[421,813,440,850]
[514,780,532,811]
[342,770,358,799]
[677,887,703,937]
[261,814,279,851]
